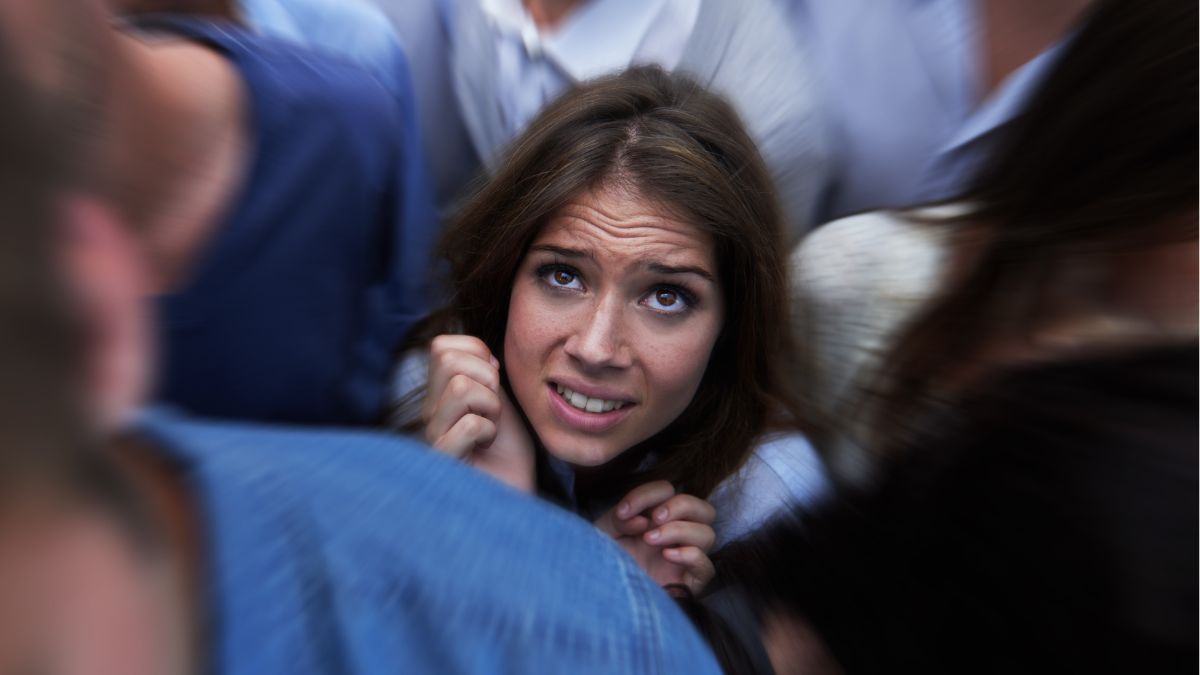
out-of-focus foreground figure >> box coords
[0,3,721,673]
[712,0,1198,672]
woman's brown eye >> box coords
[656,290,678,306]
[554,270,574,285]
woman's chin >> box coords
[540,433,623,468]
[544,439,619,466]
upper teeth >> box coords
[556,385,625,413]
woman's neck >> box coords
[568,441,655,508]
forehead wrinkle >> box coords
[534,185,717,277]
[553,206,678,242]
[536,219,716,281]
[544,203,708,252]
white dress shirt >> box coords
[445,0,831,241]
[450,0,699,167]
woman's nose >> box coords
[562,294,633,370]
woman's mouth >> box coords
[555,384,627,413]
[546,382,635,433]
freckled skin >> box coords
[503,184,724,467]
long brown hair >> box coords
[872,0,1198,453]
[415,66,804,499]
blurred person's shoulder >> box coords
[710,431,832,550]
[240,0,415,100]
[920,342,1198,662]
[892,341,1200,538]
[791,205,961,298]
[789,206,957,422]
[961,341,1198,454]
[133,407,725,673]
[132,15,404,133]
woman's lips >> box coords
[546,382,635,434]
[554,382,628,413]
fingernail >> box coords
[646,529,661,543]
[654,507,668,522]
[617,502,630,518]
[664,548,681,560]
[490,355,500,369]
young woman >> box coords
[393,66,828,594]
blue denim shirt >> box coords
[139,408,721,674]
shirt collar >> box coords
[481,0,688,82]
[940,33,1071,153]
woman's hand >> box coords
[595,480,717,595]
[422,335,535,492]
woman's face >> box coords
[503,184,724,467]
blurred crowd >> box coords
[0,0,1196,673]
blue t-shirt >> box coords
[138,408,720,674]
[146,18,437,425]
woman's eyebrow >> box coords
[531,244,714,281]
[529,244,594,261]
[645,262,716,282]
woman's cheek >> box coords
[637,325,713,405]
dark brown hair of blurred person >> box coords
[406,65,806,501]
[0,12,201,671]
[870,0,1198,456]
[706,1,1197,672]
[1,0,166,543]
[0,0,102,497]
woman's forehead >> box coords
[532,185,715,268]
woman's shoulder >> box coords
[389,348,431,428]
[742,432,831,503]
[709,431,831,550]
